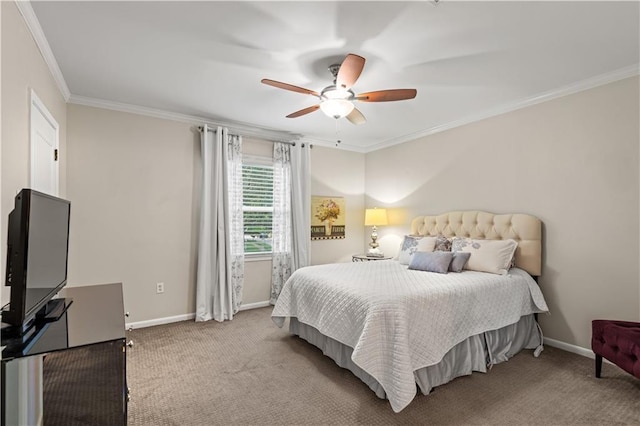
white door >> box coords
[30,89,59,196]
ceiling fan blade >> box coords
[346,108,366,125]
[336,54,366,90]
[261,79,319,97]
[355,89,417,102]
[286,105,320,118]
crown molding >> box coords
[15,0,71,101]
[364,64,640,153]
[70,58,638,153]
[297,135,369,153]
[68,95,302,142]
[64,66,640,154]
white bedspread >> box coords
[271,260,548,412]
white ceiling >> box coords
[30,1,639,152]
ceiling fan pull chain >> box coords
[335,120,342,146]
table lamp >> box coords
[364,208,388,257]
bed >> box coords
[272,211,549,412]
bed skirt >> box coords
[289,314,542,400]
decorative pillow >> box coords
[434,234,452,252]
[451,238,518,275]
[448,252,471,273]
[408,251,454,274]
[396,236,437,265]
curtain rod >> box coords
[197,126,310,148]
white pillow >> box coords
[396,236,437,265]
[451,238,517,275]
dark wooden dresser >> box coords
[2,283,127,425]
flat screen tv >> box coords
[3,189,71,330]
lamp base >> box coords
[367,247,384,257]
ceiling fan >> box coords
[261,54,417,125]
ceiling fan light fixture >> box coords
[320,99,354,119]
[262,53,415,123]
[322,86,351,100]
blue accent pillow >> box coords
[408,251,453,274]
[448,252,471,272]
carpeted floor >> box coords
[127,307,640,425]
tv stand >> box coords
[1,298,73,342]
[36,297,72,322]
[1,283,127,425]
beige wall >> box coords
[365,76,640,350]
[1,1,67,305]
[66,104,199,323]
[311,146,366,264]
[1,3,67,422]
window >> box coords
[242,159,273,254]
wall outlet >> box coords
[156,282,165,294]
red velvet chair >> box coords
[591,319,640,379]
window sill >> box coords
[244,254,272,263]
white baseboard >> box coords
[126,313,195,330]
[544,337,594,359]
[126,301,271,329]
[238,301,271,311]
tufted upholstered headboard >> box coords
[410,211,542,276]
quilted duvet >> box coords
[271,260,548,412]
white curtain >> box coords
[290,143,311,269]
[270,142,310,304]
[196,125,244,322]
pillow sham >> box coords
[434,234,452,252]
[451,238,517,275]
[396,235,437,265]
[408,251,453,274]
[448,252,471,273]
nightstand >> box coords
[352,254,393,262]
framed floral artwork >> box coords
[311,196,345,240]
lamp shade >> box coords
[364,208,388,226]
[320,99,355,119]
